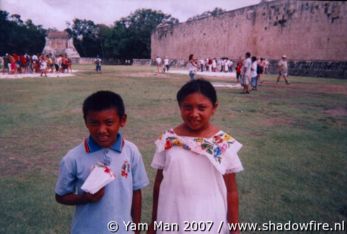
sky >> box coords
[1,0,261,30]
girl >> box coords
[149,79,243,234]
[188,54,199,80]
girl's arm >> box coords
[147,169,163,234]
[224,173,240,234]
[131,189,142,234]
[55,187,105,205]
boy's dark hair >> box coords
[177,79,217,106]
[245,52,251,58]
[83,90,125,119]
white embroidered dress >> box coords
[151,129,243,234]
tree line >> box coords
[1,7,226,59]
[0,9,178,59]
[0,11,46,55]
[66,9,178,59]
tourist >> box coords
[0,55,3,73]
[241,52,252,94]
[236,57,243,82]
[155,56,162,74]
[207,58,212,72]
[263,58,269,74]
[95,55,102,73]
[40,55,48,77]
[199,58,205,72]
[212,58,217,72]
[163,57,170,72]
[277,55,289,85]
[61,54,69,73]
[257,58,265,85]
[227,59,234,72]
[188,54,199,80]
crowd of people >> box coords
[0,53,73,77]
[155,56,170,73]
[234,52,288,94]
[185,52,289,94]
[196,57,237,73]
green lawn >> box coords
[0,65,346,233]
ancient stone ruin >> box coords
[42,30,80,64]
[151,0,347,78]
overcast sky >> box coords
[1,0,260,30]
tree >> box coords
[187,7,226,22]
[97,24,112,58]
[67,9,178,59]
[66,19,102,57]
[0,10,46,55]
[107,9,179,59]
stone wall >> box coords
[151,0,347,78]
[274,60,347,79]
[42,31,80,62]
[132,59,152,65]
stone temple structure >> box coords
[42,31,80,64]
[151,0,347,78]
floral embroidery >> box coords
[121,160,130,178]
[162,130,235,164]
[104,166,111,174]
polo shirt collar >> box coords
[84,133,123,153]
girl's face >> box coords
[179,92,217,132]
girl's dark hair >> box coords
[83,90,125,119]
[177,79,217,106]
[188,54,194,61]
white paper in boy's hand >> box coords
[81,163,115,194]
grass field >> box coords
[0,65,346,233]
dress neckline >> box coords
[170,128,223,139]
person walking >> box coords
[277,55,290,85]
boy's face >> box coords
[85,108,126,148]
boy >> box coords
[55,91,149,234]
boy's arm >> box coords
[55,187,105,205]
[224,173,240,234]
[131,189,142,234]
[147,169,163,234]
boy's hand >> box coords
[55,187,105,205]
[83,187,105,203]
